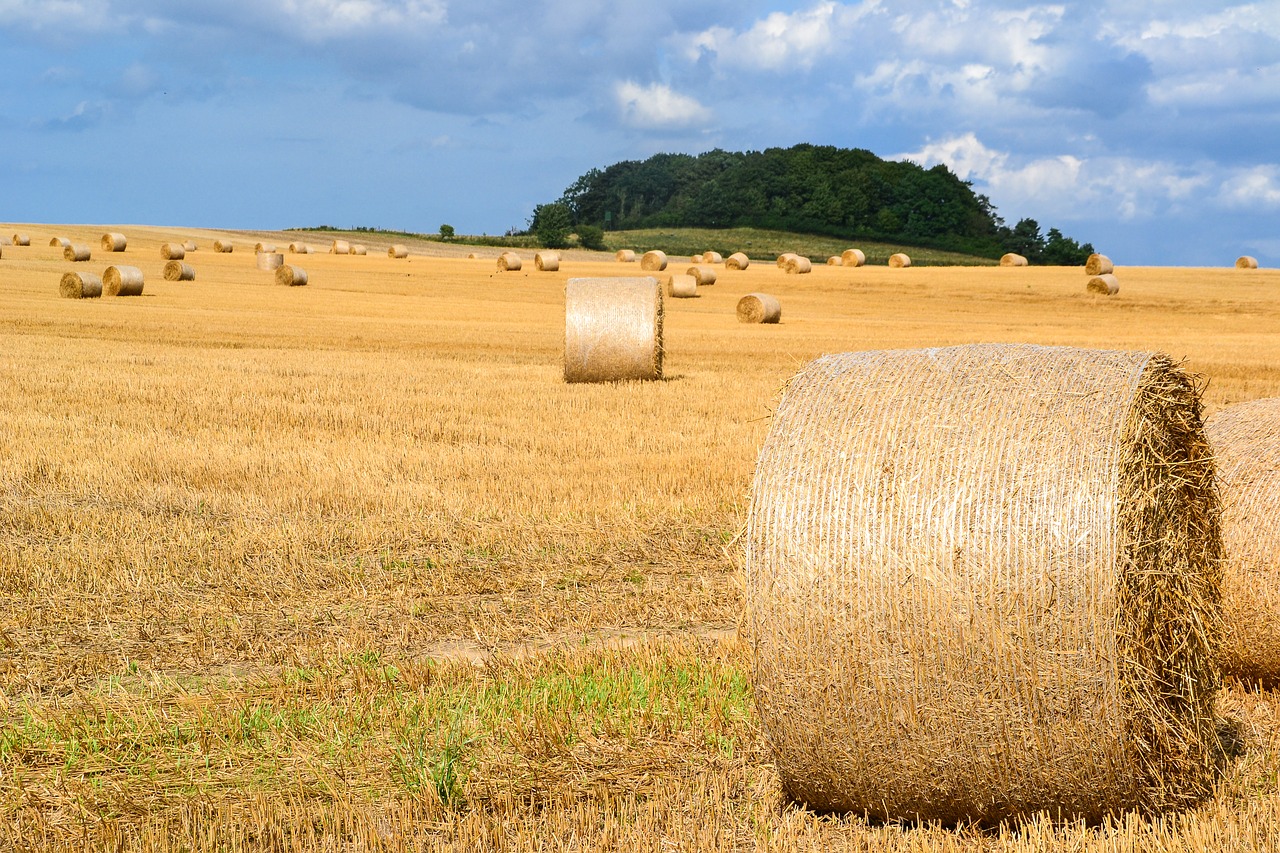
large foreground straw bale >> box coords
[747,344,1225,824]
[1086,253,1114,275]
[59,271,102,299]
[784,255,812,275]
[842,248,866,267]
[388,244,408,258]
[666,274,698,298]
[103,265,144,296]
[289,242,312,254]
[726,252,750,270]
[163,261,196,281]
[688,266,717,286]
[12,233,30,246]
[535,251,560,272]
[64,244,91,262]
[736,293,781,323]
[1236,256,1259,270]
[564,277,663,383]
[616,249,637,263]
[497,252,522,271]
[330,240,350,255]
[888,252,911,268]
[160,243,185,260]
[640,250,667,271]
[1089,274,1120,295]
[256,252,284,271]
[1206,398,1280,684]
[101,232,127,252]
[276,265,308,286]
[1001,253,1029,266]
[213,240,233,253]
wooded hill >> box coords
[534,144,1092,263]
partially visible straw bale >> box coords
[1086,253,1113,275]
[1088,274,1120,295]
[255,243,276,253]
[827,256,842,266]
[351,244,367,256]
[726,252,750,270]
[703,251,723,264]
[784,256,812,275]
[842,249,866,267]
[103,265,144,296]
[616,249,637,263]
[688,266,717,286]
[50,237,70,248]
[641,250,668,271]
[256,252,284,271]
[389,244,409,258]
[163,261,196,281]
[64,244,91,262]
[536,251,561,272]
[1236,256,1259,270]
[330,240,351,255]
[213,240,233,253]
[467,253,477,259]
[289,242,312,254]
[160,243,185,260]
[0,235,9,246]
[183,241,198,252]
[60,271,102,299]
[1001,253,1029,266]
[276,265,308,286]
[667,274,698,299]
[737,293,781,324]
[776,253,798,268]
[564,276,663,383]
[888,252,911,268]
[101,232,127,252]
[498,252,522,272]
[12,233,30,246]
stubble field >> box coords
[2,224,1279,851]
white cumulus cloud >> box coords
[615,81,709,128]
[1218,166,1280,210]
[686,1,879,72]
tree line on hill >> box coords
[528,144,1092,264]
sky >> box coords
[2,0,1278,266]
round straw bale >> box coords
[737,293,781,324]
[103,265,144,296]
[703,251,723,264]
[687,266,717,286]
[467,253,477,259]
[536,251,561,272]
[183,240,198,252]
[842,248,866,267]
[101,232,127,252]
[564,276,663,383]
[776,252,798,268]
[351,244,367,256]
[50,237,71,248]
[640,250,667,271]
[0,235,10,246]
[747,344,1224,823]
[289,242,312,254]
[389,244,409,258]
[12,233,30,246]
[1088,273,1120,295]
[163,261,196,281]
[276,265,308,286]
[1206,398,1280,684]
[330,240,351,255]
[666,274,698,299]
[59,271,102,299]
[784,255,812,275]
[1001,253,1029,266]
[616,249,637,263]
[888,252,912,268]
[160,243,185,260]
[255,242,276,253]
[213,240,233,253]
[497,252,522,272]
[256,252,284,271]
[726,252,750,270]
[1085,253,1113,275]
[827,256,842,266]
[64,244,91,262]
[1236,256,1259,270]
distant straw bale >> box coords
[213,240,233,253]
[1236,256,1259,270]
[726,252,750,270]
[616,249,637,263]
[256,252,284,271]
[183,241,198,252]
[1085,253,1113,275]
[564,276,663,383]
[888,252,911,268]
[103,265,144,296]
[784,256,812,275]
[827,256,842,266]
[737,293,781,324]
[64,244,91,262]
[1088,274,1120,295]
[688,266,717,286]
[666,274,698,299]
[776,253,798,268]
[641,250,668,271]
[255,243,276,253]
[497,252,522,272]
[389,244,409,258]
[350,244,367,256]
[12,233,30,246]
[330,240,351,255]
[466,253,477,259]
[160,243,185,260]
[747,343,1226,823]
[276,265,308,286]
[703,251,723,264]
[101,232,127,252]
[536,251,561,272]
[1001,253,1029,266]
[289,242,312,254]
[0,235,11,247]
[60,271,102,299]
[842,249,866,267]
[50,237,71,248]
[163,261,196,281]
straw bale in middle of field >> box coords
[256,252,284,271]
[50,236,71,248]
[290,242,312,254]
[101,232,127,252]
[255,243,276,253]
[564,276,663,383]
[276,265,308,286]
[350,244,368,255]
[1086,253,1114,275]
[1088,274,1120,295]
[160,243,185,260]
[616,249,637,263]
[641,250,667,271]
[497,252,522,271]
[784,255,812,275]
[213,240,233,253]
[64,244,91,262]
[737,293,781,323]
[388,244,408,258]
[60,271,102,299]
[103,265,144,296]
[688,266,717,286]
[842,248,866,267]
[1001,253,1029,266]
[163,261,196,281]
[888,252,911,268]
[666,274,698,298]
[12,233,30,246]
[330,240,351,255]
[702,251,723,264]
[1236,256,1259,270]
[535,251,561,272]
[726,252,750,270]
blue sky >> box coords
[2,0,1278,266]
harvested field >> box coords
[2,222,1280,850]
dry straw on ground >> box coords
[563,276,663,383]
[160,243,185,260]
[888,252,912,268]
[842,248,867,267]
[703,251,723,264]
[103,265,144,296]
[736,293,781,324]
[256,252,284,271]
[163,261,195,282]
[289,242,312,254]
[49,236,70,247]
[1089,274,1121,295]
[688,266,717,286]
[746,343,1225,824]
[1206,398,1280,685]
[351,244,368,256]
[213,240,233,253]
[255,243,276,253]
[616,249,637,263]
[1087,253,1114,275]
[182,240,197,252]
[641,250,668,271]
[726,252,750,270]
[0,235,9,246]
[666,274,698,299]
[1236,256,1259,270]
[536,251,561,272]
[64,244,91,262]
[330,240,351,255]
[101,232,127,252]
[58,271,102,298]
[497,252,522,272]
[784,255,812,275]
[276,265,308,286]
[12,233,30,246]
[1001,253,1029,266]
[388,244,408,258]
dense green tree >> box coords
[530,203,572,249]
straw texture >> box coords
[12,233,30,246]
[160,243,185,260]
[183,241,198,252]
[641,250,668,271]
[702,251,723,264]
[276,265,308,286]
[827,256,842,266]
[103,265,144,296]
[784,256,812,275]
[213,240,233,253]
[842,249,866,267]
[616,249,637,263]
[726,252,750,270]
[330,240,351,255]
[59,271,102,299]
[64,244,91,262]
[1001,253,1029,266]
[1206,398,1280,684]
[1236,256,1259,270]
[50,237,70,248]
[747,344,1225,824]
[256,252,284,271]
[101,232,127,252]
[563,277,664,383]
[666,274,698,299]
[1086,254,1114,275]
[0,235,9,246]
[497,252,522,272]
[163,261,196,281]
[350,244,367,256]
[290,242,312,254]
[536,251,561,272]
[389,244,408,258]
[888,252,912,268]
[1089,274,1121,295]
[776,253,797,269]
[688,266,717,286]
[255,243,276,253]
[736,293,781,324]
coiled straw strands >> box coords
[842,248,866,267]
[535,251,560,272]
[1086,253,1113,275]
[64,244,91,262]
[256,252,284,271]
[497,252,522,272]
[784,255,812,275]
[101,232,127,252]
[60,271,102,299]
[1088,274,1120,295]
[640,250,667,271]
[289,242,312,254]
[747,344,1225,823]
[276,265,308,286]
[351,244,367,256]
[12,233,29,246]
[103,265,144,296]
[703,251,723,264]
[616,249,637,263]
[736,293,781,323]
[564,276,663,383]
[160,243,185,260]
[213,240,233,253]
[50,237,70,248]
[1236,256,1259,270]
[255,243,276,253]
[1206,398,1280,684]
[1001,253,1029,266]
[888,252,912,268]
[726,252,750,270]
[330,240,350,255]
[389,244,408,258]
[666,274,698,298]
[163,261,196,281]
[688,266,717,286]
